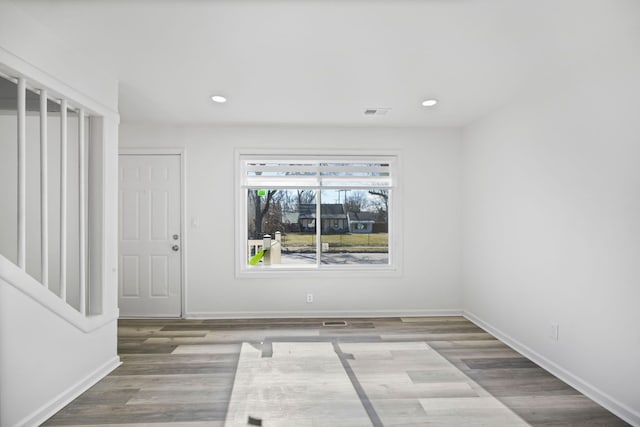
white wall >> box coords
[0,3,121,425]
[0,279,119,427]
[0,1,119,112]
[461,2,640,422]
[120,124,463,317]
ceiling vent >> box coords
[364,108,391,116]
[323,320,348,327]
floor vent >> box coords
[323,320,348,327]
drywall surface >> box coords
[120,124,463,317]
[0,1,119,111]
[0,278,118,427]
[462,4,640,420]
[0,6,121,424]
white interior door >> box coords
[118,154,182,317]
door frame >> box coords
[119,148,187,318]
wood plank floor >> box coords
[43,317,629,426]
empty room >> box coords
[1,0,639,426]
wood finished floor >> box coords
[43,317,629,426]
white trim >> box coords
[40,89,49,288]
[118,148,187,318]
[119,148,185,155]
[180,150,188,318]
[0,255,119,332]
[463,311,640,427]
[88,116,106,316]
[237,147,401,158]
[185,309,464,319]
[236,264,402,279]
[234,148,403,278]
[15,356,121,427]
[1,52,116,316]
[78,108,86,314]
[119,314,188,319]
[59,99,68,301]
[0,46,119,121]
[17,77,26,269]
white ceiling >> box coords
[14,0,636,126]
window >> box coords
[237,153,399,274]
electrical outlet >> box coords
[549,322,559,341]
[306,293,313,304]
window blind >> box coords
[240,156,395,189]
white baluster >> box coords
[41,89,49,288]
[59,99,67,301]
[78,108,86,314]
[17,77,26,270]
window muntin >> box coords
[240,155,396,271]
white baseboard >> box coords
[185,308,464,319]
[16,356,122,427]
[463,311,640,427]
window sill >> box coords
[236,263,402,279]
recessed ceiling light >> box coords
[211,95,227,103]
[422,99,438,107]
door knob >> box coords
[172,245,180,252]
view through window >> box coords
[240,156,395,269]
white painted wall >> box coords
[461,2,640,422]
[120,124,463,317]
[0,1,119,112]
[0,4,121,425]
[0,279,119,427]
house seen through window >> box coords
[240,156,396,270]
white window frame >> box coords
[235,149,403,278]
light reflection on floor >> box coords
[224,341,528,427]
